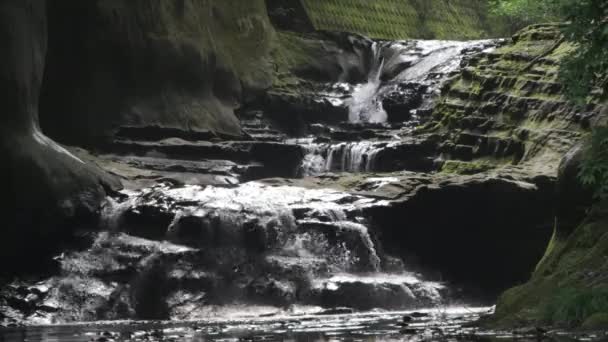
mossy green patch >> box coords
[300,0,508,40]
[441,160,494,175]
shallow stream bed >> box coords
[2,307,607,342]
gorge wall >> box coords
[40,0,276,145]
[0,0,120,273]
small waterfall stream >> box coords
[349,42,388,123]
[298,140,386,176]
[293,38,498,177]
[347,39,497,124]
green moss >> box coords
[300,0,508,40]
[441,160,494,175]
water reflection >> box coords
[1,307,606,342]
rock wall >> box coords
[39,0,276,145]
[421,24,607,326]
[423,23,608,328]
[491,115,608,329]
[427,24,603,177]
[0,0,119,273]
[300,0,506,40]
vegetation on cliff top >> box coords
[300,0,507,39]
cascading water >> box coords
[53,181,444,319]
[298,141,386,176]
[349,42,388,123]
[346,39,497,124]
[293,39,498,177]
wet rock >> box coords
[247,277,296,306]
[400,328,418,334]
[107,139,304,179]
[410,312,430,318]
[382,83,427,123]
[312,278,417,311]
[0,0,120,273]
[317,307,355,315]
[372,135,440,172]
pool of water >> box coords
[2,306,606,342]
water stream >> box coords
[347,39,497,124]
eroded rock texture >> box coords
[0,0,119,273]
[40,0,276,145]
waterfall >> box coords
[346,39,496,124]
[298,141,385,176]
[326,142,383,172]
[95,181,445,312]
[349,42,388,123]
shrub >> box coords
[579,127,608,200]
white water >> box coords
[299,141,385,176]
[347,39,496,124]
[98,181,445,313]
[349,42,387,123]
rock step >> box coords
[107,139,305,178]
[101,155,265,184]
[115,125,242,142]
[307,275,444,310]
[439,134,525,162]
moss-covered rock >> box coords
[427,24,604,178]
[440,160,494,175]
[300,0,508,40]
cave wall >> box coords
[39,0,276,145]
[300,0,507,40]
[0,0,119,273]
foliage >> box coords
[558,0,608,101]
[489,0,561,29]
[301,0,500,40]
[543,287,608,327]
[579,127,608,200]
[492,0,608,199]
[490,0,608,101]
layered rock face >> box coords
[428,24,602,177]
[0,0,119,273]
[40,0,276,145]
